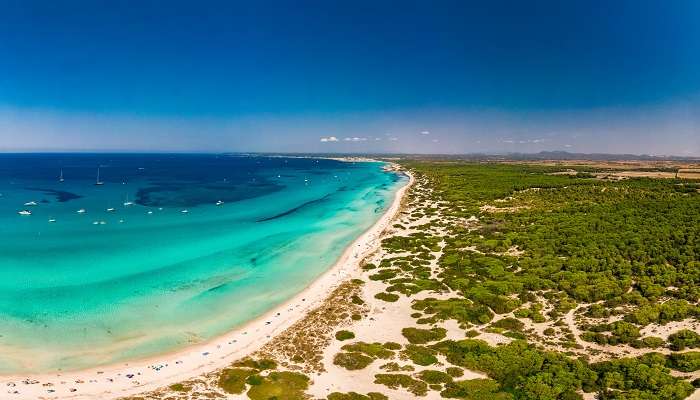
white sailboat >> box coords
[59,169,64,182]
[94,167,104,186]
[123,194,134,206]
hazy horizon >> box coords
[1,1,698,155]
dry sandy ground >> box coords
[511,159,700,170]
[306,249,486,399]
[519,159,700,180]
[598,170,700,180]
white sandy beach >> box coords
[0,166,413,400]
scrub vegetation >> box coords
[122,160,700,400]
[213,358,309,399]
[353,161,698,399]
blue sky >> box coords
[1,1,698,154]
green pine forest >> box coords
[365,161,700,399]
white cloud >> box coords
[388,137,399,141]
[503,138,546,144]
[343,137,367,142]
[564,144,573,148]
[421,130,430,135]
[432,139,439,143]
[320,136,339,142]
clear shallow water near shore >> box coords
[0,154,405,373]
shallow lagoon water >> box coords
[0,154,404,373]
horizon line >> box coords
[0,150,698,161]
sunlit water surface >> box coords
[0,154,405,373]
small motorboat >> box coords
[181,209,189,214]
[106,208,116,212]
[18,210,32,216]
[24,201,38,206]
[77,209,86,214]
[48,218,56,223]
[216,200,224,206]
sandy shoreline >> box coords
[1,165,413,400]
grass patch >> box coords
[369,269,400,281]
[245,374,263,385]
[374,373,428,396]
[415,369,453,384]
[168,383,190,392]
[375,292,400,302]
[333,352,374,370]
[490,317,525,331]
[384,341,402,350]
[233,358,277,370]
[246,371,310,400]
[402,327,447,344]
[379,362,414,372]
[335,330,356,341]
[341,342,395,359]
[402,344,438,366]
[218,368,257,394]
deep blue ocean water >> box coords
[0,154,405,373]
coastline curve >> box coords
[0,163,413,400]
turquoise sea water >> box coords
[0,154,405,373]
